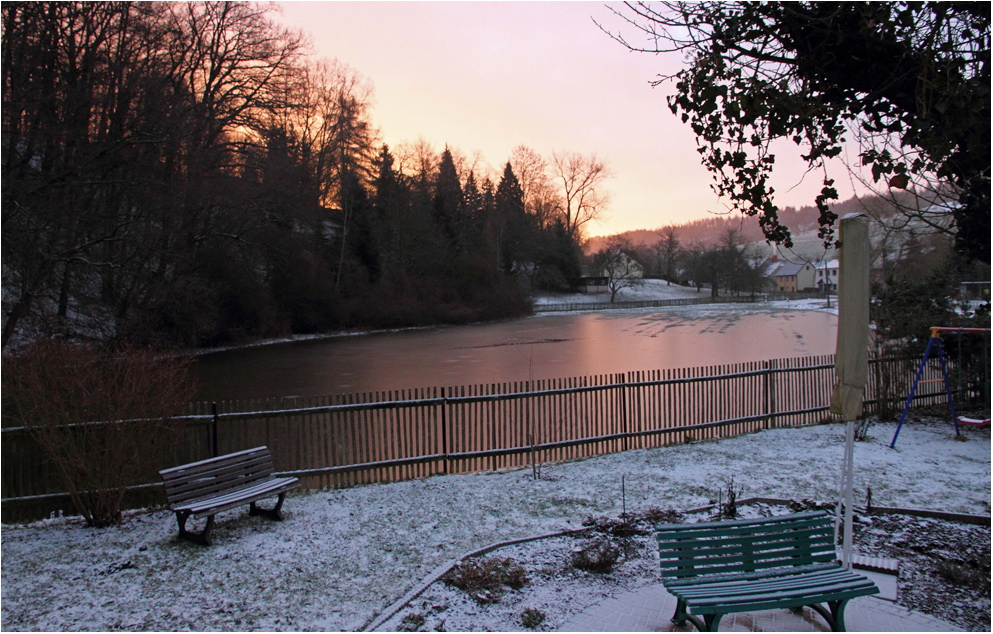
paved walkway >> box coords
[559,584,961,632]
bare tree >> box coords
[655,226,681,284]
[511,145,562,230]
[3,341,196,526]
[296,58,378,207]
[593,239,643,303]
[550,151,612,239]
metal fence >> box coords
[1,353,955,521]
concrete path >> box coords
[559,583,961,632]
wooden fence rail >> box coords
[1,353,960,521]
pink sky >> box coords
[277,1,860,238]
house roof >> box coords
[772,262,805,277]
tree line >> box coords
[594,227,766,300]
[1,2,610,349]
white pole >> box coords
[843,420,855,569]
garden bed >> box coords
[382,502,991,632]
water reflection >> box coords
[192,307,837,402]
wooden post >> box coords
[440,387,449,476]
[619,373,630,452]
[762,361,771,430]
[211,402,219,458]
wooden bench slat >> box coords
[689,581,879,615]
[656,514,832,538]
[673,569,867,598]
[160,456,273,488]
[659,535,836,562]
[159,447,271,476]
[660,528,833,546]
[177,478,300,517]
[656,510,828,531]
[665,562,840,588]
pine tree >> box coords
[495,162,528,274]
[433,148,465,253]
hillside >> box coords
[585,192,921,260]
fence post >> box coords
[618,373,630,452]
[440,387,449,476]
[763,362,775,429]
[210,402,219,457]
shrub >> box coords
[854,416,873,441]
[714,475,744,520]
[572,538,620,574]
[397,613,426,632]
[2,340,195,526]
[935,561,989,590]
[520,607,546,629]
[582,515,645,538]
[442,557,528,604]
[641,507,683,526]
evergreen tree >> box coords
[433,148,465,254]
[495,162,528,274]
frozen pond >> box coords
[193,302,837,402]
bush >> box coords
[442,557,528,604]
[397,613,426,632]
[935,561,989,590]
[641,507,684,526]
[582,515,648,538]
[572,538,620,574]
[2,340,195,526]
[520,607,546,629]
[714,475,743,520]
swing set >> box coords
[890,326,991,448]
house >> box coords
[599,250,645,279]
[812,260,839,292]
[771,262,805,292]
[769,260,817,292]
[576,276,609,294]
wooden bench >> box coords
[159,447,300,545]
[655,510,879,632]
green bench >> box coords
[159,447,299,545]
[655,510,879,632]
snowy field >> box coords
[532,278,709,306]
[1,415,988,631]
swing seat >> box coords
[957,417,990,427]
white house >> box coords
[813,260,839,292]
[600,250,644,279]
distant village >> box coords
[580,198,991,303]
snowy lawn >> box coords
[533,278,710,306]
[1,415,988,631]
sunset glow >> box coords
[277,1,860,237]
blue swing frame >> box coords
[889,328,960,448]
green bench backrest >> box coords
[159,447,275,506]
[655,510,838,580]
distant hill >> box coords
[585,194,902,257]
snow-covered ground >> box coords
[533,278,708,306]
[2,415,988,631]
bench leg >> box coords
[249,492,287,521]
[807,600,851,632]
[703,614,723,632]
[670,598,688,626]
[671,600,710,632]
[828,599,850,632]
[176,511,215,546]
